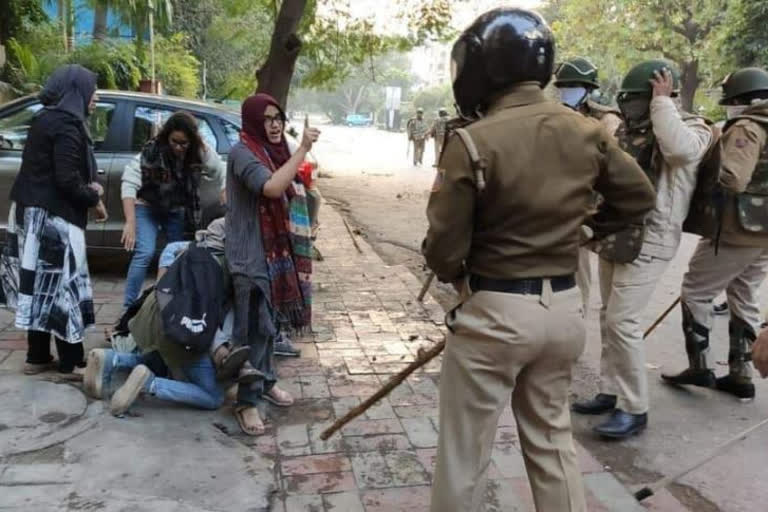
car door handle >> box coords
[97,169,106,175]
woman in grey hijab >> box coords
[0,65,107,379]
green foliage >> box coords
[152,33,200,97]
[1,0,48,46]
[5,38,44,88]
[410,83,452,114]
[718,0,768,70]
[549,0,730,111]
[68,42,144,90]
[198,1,272,100]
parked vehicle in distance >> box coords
[0,90,318,252]
[345,113,372,127]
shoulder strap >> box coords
[454,128,487,193]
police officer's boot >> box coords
[715,315,756,402]
[661,303,716,388]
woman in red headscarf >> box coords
[224,93,320,435]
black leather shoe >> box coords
[715,375,755,402]
[571,393,616,415]
[661,368,716,388]
[713,302,729,315]
[593,409,647,439]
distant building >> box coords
[410,43,451,89]
[43,0,134,45]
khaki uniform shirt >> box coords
[719,116,768,247]
[408,118,429,141]
[424,84,656,282]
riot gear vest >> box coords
[615,122,660,188]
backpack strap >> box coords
[454,127,487,194]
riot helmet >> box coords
[719,67,768,105]
[451,7,555,118]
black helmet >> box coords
[451,7,555,118]
[719,68,768,105]
[554,57,599,89]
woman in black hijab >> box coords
[0,64,107,378]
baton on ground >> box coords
[635,416,768,501]
[320,339,446,440]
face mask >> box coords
[619,97,651,124]
[726,105,748,120]
[559,87,588,109]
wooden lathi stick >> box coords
[643,296,681,340]
[320,339,446,440]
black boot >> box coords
[593,409,647,439]
[571,393,616,415]
[662,303,714,389]
[661,368,715,388]
[715,316,756,402]
[715,375,755,401]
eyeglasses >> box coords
[169,138,190,149]
[264,115,285,126]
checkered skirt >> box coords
[0,204,95,343]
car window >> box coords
[89,102,116,151]
[131,106,219,152]
[222,120,241,147]
[0,103,43,151]
[0,102,115,152]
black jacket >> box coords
[10,109,99,229]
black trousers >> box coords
[26,330,85,373]
[232,276,276,406]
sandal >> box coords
[264,386,294,407]
[215,345,251,381]
[234,406,265,436]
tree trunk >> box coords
[58,0,69,52]
[255,0,308,108]
[66,0,75,50]
[93,1,109,43]
[679,59,699,113]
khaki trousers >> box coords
[682,240,768,333]
[430,283,587,512]
[598,255,670,414]
[413,139,425,165]
[434,138,444,166]
[575,247,593,318]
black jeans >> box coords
[26,330,85,373]
[232,276,276,406]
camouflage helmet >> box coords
[618,59,680,99]
[719,67,768,105]
[416,108,424,114]
[554,57,599,89]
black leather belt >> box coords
[469,275,576,295]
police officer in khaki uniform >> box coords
[663,68,768,401]
[407,108,429,166]
[429,108,450,166]
[423,9,656,512]
[572,60,713,439]
[554,58,622,317]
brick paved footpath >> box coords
[0,202,689,511]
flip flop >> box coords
[216,346,251,381]
[234,406,265,436]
